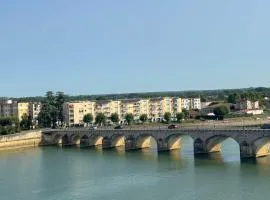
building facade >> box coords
[63,101,96,126]
[0,100,29,121]
[181,98,201,110]
[62,97,190,125]
[28,102,42,122]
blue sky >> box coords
[0,0,269,97]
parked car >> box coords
[114,125,124,129]
[261,124,270,129]
[90,125,97,130]
[168,124,178,129]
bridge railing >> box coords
[45,121,265,132]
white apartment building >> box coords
[29,102,42,120]
[181,98,201,110]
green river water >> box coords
[1,137,270,200]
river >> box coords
[1,136,270,200]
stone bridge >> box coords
[42,128,270,159]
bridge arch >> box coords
[135,134,158,149]
[111,134,125,147]
[80,135,89,147]
[71,134,80,145]
[252,137,270,157]
[61,135,69,145]
[164,134,194,151]
[205,135,239,153]
[89,135,103,147]
[53,134,63,144]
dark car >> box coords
[261,124,270,129]
[168,124,178,129]
[114,125,124,129]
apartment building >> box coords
[28,102,42,121]
[63,101,96,126]
[95,100,121,118]
[235,100,260,110]
[149,97,174,121]
[121,99,138,119]
[0,100,29,121]
[190,98,201,110]
[17,102,29,121]
[181,98,201,110]
[62,97,185,125]
[172,97,182,116]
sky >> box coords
[0,0,269,97]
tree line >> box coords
[7,87,270,103]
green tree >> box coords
[20,114,33,130]
[139,114,148,123]
[38,91,65,128]
[213,105,229,120]
[95,113,106,126]
[228,93,241,104]
[110,113,120,123]
[83,113,93,126]
[55,91,66,125]
[20,114,30,130]
[182,109,189,119]
[125,113,134,125]
[176,112,185,123]
[164,112,172,123]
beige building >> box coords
[121,99,139,119]
[17,102,29,121]
[62,97,183,125]
[172,97,182,116]
[0,100,29,121]
[149,97,175,121]
[95,100,121,118]
[63,101,96,126]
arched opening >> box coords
[205,135,240,161]
[111,135,125,148]
[89,136,103,147]
[252,137,270,157]
[165,134,194,152]
[80,135,89,147]
[53,134,62,144]
[61,135,69,145]
[136,135,157,150]
[71,135,80,145]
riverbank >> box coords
[0,130,41,151]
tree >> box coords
[176,112,185,123]
[164,112,172,123]
[83,113,93,126]
[228,93,241,104]
[213,105,229,120]
[55,91,66,125]
[182,109,189,119]
[110,113,119,123]
[125,113,134,125]
[95,113,106,126]
[20,114,30,130]
[38,91,66,128]
[139,114,148,123]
